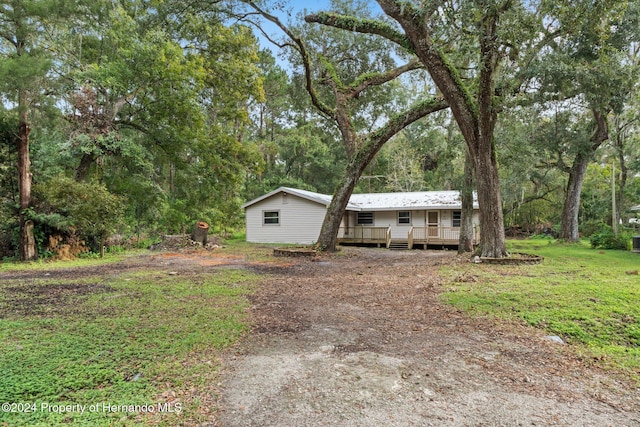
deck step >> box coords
[388,241,409,250]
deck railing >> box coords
[410,226,461,242]
[338,226,390,242]
[338,225,478,248]
[408,226,414,249]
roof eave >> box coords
[241,186,331,209]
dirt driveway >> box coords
[217,247,640,427]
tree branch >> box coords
[0,30,17,48]
[591,109,609,151]
[338,96,449,195]
[242,17,292,50]
[244,1,335,119]
[375,0,479,151]
[364,97,448,155]
[502,185,561,216]
[115,120,151,135]
[304,12,414,53]
[348,58,423,98]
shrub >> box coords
[34,176,125,254]
[580,220,606,237]
[589,225,631,250]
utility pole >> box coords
[612,162,618,236]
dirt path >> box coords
[217,247,640,427]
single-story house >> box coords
[242,186,480,249]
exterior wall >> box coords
[362,209,481,241]
[371,210,412,239]
[245,193,327,244]
[440,210,451,227]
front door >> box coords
[427,211,439,238]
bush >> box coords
[589,225,631,250]
[580,220,606,237]
[34,176,125,254]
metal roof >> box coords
[348,190,479,211]
[242,187,478,211]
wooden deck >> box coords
[338,226,474,248]
[408,226,462,247]
[337,226,390,247]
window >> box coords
[357,212,374,225]
[452,211,461,227]
[263,210,280,225]
[398,211,411,225]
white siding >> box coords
[371,210,418,239]
[369,209,480,240]
[441,210,452,227]
[370,211,397,238]
[245,193,327,244]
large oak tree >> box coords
[306,0,637,256]
[527,0,639,241]
[247,0,448,251]
[306,1,526,257]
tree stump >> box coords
[23,220,37,260]
[192,221,209,245]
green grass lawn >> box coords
[442,238,640,376]
[0,251,131,271]
[0,259,258,426]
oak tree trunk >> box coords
[473,136,507,258]
[559,110,609,242]
[315,173,360,252]
[458,150,475,254]
[614,127,628,224]
[316,146,377,251]
[559,155,589,242]
[74,152,96,181]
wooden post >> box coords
[612,163,618,236]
